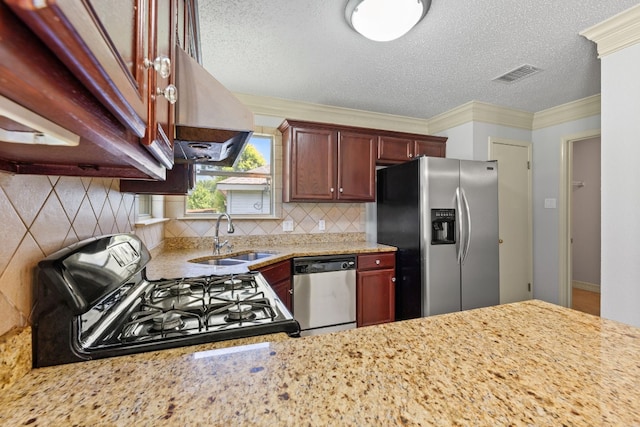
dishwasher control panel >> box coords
[293,255,357,275]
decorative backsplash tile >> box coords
[165,202,365,238]
[0,173,162,337]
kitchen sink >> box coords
[225,252,277,261]
[189,251,278,266]
[192,258,247,266]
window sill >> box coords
[134,218,171,227]
[177,215,280,221]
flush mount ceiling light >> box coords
[345,0,431,42]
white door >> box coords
[490,139,533,303]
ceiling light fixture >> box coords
[345,0,431,42]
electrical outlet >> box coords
[282,220,293,232]
[318,220,325,231]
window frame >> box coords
[183,131,278,219]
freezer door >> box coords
[422,157,461,316]
[459,160,500,310]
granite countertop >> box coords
[2,300,640,425]
[145,240,396,279]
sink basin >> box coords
[225,252,277,261]
[193,258,246,266]
[189,251,278,266]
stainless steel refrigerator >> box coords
[376,156,499,319]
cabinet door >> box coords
[357,268,395,327]
[271,279,292,312]
[289,127,336,201]
[337,131,376,201]
[143,0,176,168]
[414,139,446,158]
[6,0,148,137]
[377,135,414,164]
[120,163,193,194]
[257,260,292,312]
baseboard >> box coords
[572,280,601,294]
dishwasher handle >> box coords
[293,255,357,275]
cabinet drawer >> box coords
[258,260,291,284]
[357,252,395,271]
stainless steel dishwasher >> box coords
[292,255,357,336]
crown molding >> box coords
[426,101,533,134]
[580,4,640,58]
[237,92,600,136]
[532,94,601,130]
[234,93,429,135]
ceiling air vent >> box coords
[493,64,542,84]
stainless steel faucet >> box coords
[213,213,235,254]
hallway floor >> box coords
[572,287,600,317]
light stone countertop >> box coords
[2,300,640,426]
[145,240,396,279]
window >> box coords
[137,194,152,218]
[186,133,274,217]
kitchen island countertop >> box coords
[2,300,640,425]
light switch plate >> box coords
[282,220,293,232]
[544,198,557,209]
[318,220,325,231]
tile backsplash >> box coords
[0,173,163,337]
[165,202,365,237]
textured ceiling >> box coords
[198,1,638,119]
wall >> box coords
[0,173,164,336]
[435,122,474,160]
[600,42,640,327]
[530,115,601,303]
[571,137,601,287]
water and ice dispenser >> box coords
[431,209,456,245]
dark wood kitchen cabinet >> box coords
[357,252,396,327]
[5,0,177,169]
[257,260,292,312]
[280,120,376,203]
[377,134,447,165]
[0,0,197,179]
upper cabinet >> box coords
[280,120,376,203]
[5,0,176,170]
[279,119,446,203]
[377,134,447,165]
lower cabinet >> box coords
[356,252,396,327]
[257,260,292,312]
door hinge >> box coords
[527,161,531,170]
[528,283,531,292]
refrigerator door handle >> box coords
[455,186,463,264]
[461,187,472,264]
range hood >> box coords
[174,47,254,166]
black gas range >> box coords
[33,234,299,367]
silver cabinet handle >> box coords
[339,188,343,193]
[144,56,171,78]
[288,289,293,294]
[330,187,334,193]
[408,153,413,158]
[391,277,396,282]
[375,259,380,265]
[157,85,177,104]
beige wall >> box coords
[0,173,163,336]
